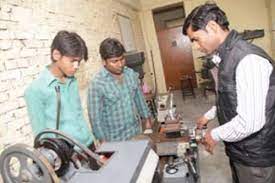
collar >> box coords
[212,54,222,65]
[101,66,130,78]
[216,30,241,55]
[101,66,111,78]
[42,66,75,86]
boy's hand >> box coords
[143,129,153,134]
[144,118,152,129]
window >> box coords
[117,14,136,52]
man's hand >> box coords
[196,116,209,129]
[202,130,217,154]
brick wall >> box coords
[0,0,147,153]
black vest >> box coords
[216,30,275,167]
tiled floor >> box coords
[172,90,232,183]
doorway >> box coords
[153,3,196,90]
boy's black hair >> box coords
[182,3,229,35]
[51,30,88,61]
[99,38,125,60]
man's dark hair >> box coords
[51,30,88,61]
[182,3,229,35]
[99,38,125,60]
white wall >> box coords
[139,0,274,91]
[0,0,148,151]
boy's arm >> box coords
[24,87,46,135]
[133,79,152,128]
[88,82,105,141]
[74,82,92,129]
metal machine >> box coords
[151,91,206,183]
[0,129,159,183]
[0,90,205,183]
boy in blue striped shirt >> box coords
[88,38,152,142]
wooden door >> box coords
[157,26,196,90]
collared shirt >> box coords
[24,66,94,146]
[88,66,151,141]
[204,54,273,142]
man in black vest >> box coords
[182,3,275,183]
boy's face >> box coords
[53,49,81,77]
[103,55,125,75]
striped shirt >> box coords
[88,66,151,142]
[205,54,273,142]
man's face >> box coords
[57,55,81,77]
[104,55,125,75]
[186,24,220,54]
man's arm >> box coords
[88,81,105,141]
[211,54,273,142]
[197,106,217,129]
[24,86,46,135]
[204,106,217,120]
